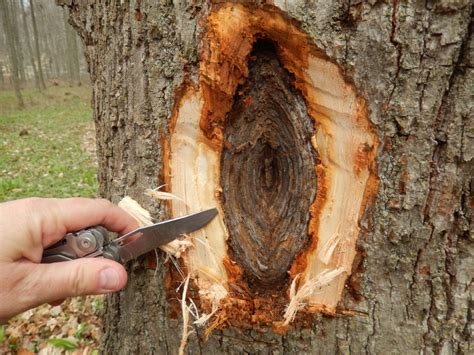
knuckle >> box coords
[69,264,90,296]
[20,198,50,244]
[95,198,112,209]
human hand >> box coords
[0,197,138,324]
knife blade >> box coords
[107,208,218,263]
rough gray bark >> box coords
[29,0,46,90]
[1,0,24,109]
[62,0,472,353]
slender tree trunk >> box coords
[1,0,24,109]
[62,1,473,353]
[29,0,46,90]
[71,31,81,84]
[20,0,40,90]
[63,8,80,85]
[42,32,55,80]
[62,9,73,85]
[46,30,62,79]
[0,62,4,89]
[9,0,27,84]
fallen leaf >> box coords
[49,306,62,316]
[47,338,77,350]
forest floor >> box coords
[0,85,102,354]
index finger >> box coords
[32,197,140,247]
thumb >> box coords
[27,258,128,305]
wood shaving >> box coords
[118,196,153,226]
[145,185,186,204]
[283,268,346,326]
[118,195,193,258]
[178,275,193,355]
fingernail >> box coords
[99,268,120,291]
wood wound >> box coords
[166,3,378,329]
[221,41,317,287]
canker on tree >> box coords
[161,3,378,331]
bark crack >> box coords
[460,115,467,162]
[386,0,401,107]
[422,8,472,223]
[194,324,203,355]
[365,300,377,353]
[417,71,429,114]
[407,245,423,319]
[423,267,436,350]
[433,17,472,140]
[417,0,432,114]
[420,226,436,348]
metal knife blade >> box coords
[109,208,218,263]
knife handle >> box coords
[41,226,108,263]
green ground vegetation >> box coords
[0,85,98,200]
[0,85,103,353]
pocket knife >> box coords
[41,208,218,264]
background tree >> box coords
[29,0,46,90]
[0,61,4,88]
[20,0,40,90]
[9,0,26,84]
[60,1,472,354]
[63,8,81,85]
[0,0,86,90]
[0,17,5,89]
[0,0,24,108]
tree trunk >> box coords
[0,62,4,89]
[43,32,58,80]
[71,34,81,84]
[20,0,40,91]
[62,1,472,354]
[1,0,24,109]
[9,0,27,84]
[63,8,81,85]
[29,0,46,90]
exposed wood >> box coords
[166,4,378,329]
